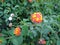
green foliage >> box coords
[0,0,60,45]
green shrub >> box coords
[0,0,60,45]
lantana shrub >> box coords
[0,0,60,45]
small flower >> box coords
[31,12,42,23]
[10,13,14,17]
[38,38,46,45]
[14,27,21,36]
[8,17,12,21]
[9,23,12,27]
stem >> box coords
[5,37,13,39]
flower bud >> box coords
[10,13,14,17]
[8,17,12,21]
[9,23,12,27]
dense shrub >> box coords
[0,0,60,45]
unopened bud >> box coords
[9,23,12,27]
[8,17,12,21]
[10,13,14,17]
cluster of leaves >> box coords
[0,0,60,45]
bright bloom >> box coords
[31,12,42,23]
[14,27,21,36]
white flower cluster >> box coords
[8,13,14,27]
[8,13,14,21]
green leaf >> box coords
[0,37,7,45]
[57,40,60,45]
[21,25,28,36]
[28,31,34,39]
[11,35,23,45]
[11,38,19,45]
[16,36,23,45]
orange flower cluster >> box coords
[31,12,42,23]
[14,27,21,36]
